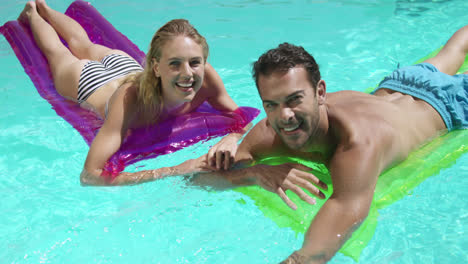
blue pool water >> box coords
[1,0,467,263]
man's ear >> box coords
[152,58,160,78]
[316,80,327,105]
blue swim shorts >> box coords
[375,63,468,131]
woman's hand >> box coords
[207,133,242,170]
[174,154,213,175]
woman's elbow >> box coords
[80,168,108,186]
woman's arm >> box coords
[204,62,238,112]
[202,63,253,170]
[80,85,138,186]
[81,155,211,186]
[81,86,129,185]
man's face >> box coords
[258,67,323,150]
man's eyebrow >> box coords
[262,90,305,104]
[286,90,305,99]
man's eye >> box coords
[289,96,302,105]
[264,103,276,109]
[190,60,201,66]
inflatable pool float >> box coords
[0,0,260,179]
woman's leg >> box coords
[20,1,85,100]
[35,0,128,61]
[424,25,468,75]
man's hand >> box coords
[252,163,328,210]
[207,134,241,170]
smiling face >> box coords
[153,35,205,110]
[258,67,326,150]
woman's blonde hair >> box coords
[131,19,209,123]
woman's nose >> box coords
[180,62,193,77]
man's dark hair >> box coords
[252,43,321,89]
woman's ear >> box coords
[316,80,327,105]
[152,58,160,78]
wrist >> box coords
[227,132,243,141]
[280,251,308,264]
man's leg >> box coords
[424,25,468,75]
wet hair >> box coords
[252,43,320,90]
[130,19,209,123]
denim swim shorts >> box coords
[375,63,468,130]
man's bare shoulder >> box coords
[236,118,292,161]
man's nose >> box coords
[279,107,295,123]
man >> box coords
[140,25,466,263]
[195,24,467,263]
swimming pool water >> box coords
[1,0,467,263]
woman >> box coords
[20,0,249,185]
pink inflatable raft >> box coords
[0,0,259,180]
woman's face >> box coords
[153,35,205,110]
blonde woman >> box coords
[20,0,249,185]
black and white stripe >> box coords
[77,54,143,102]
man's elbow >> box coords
[342,203,371,243]
[333,194,372,223]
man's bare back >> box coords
[326,89,446,171]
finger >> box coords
[286,183,317,205]
[229,156,235,170]
[207,148,216,167]
[216,151,224,170]
[198,155,214,171]
[290,173,326,199]
[292,168,328,191]
[223,151,231,170]
[289,163,313,171]
[277,187,297,210]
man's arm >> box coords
[284,142,381,263]
[212,119,328,209]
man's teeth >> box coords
[283,124,299,132]
[177,82,193,88]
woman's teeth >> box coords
[176,82,193,88]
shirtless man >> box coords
[189,25,467,263]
